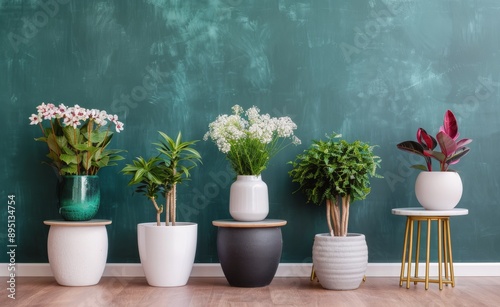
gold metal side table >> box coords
[392,207,468,290]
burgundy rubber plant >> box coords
[397,110,472,171]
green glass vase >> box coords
[58,175,100,221]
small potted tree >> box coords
[289,133,382,290]
[121,131,202,287]
[396,110,472,210]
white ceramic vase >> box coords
[415,171,463,210]
[229,175,269,222]
[137,222,197,287]
[312,233,368,290]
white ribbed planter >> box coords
[229,175,269,222]
[312,233,368,290]
[137,222,197,287]
[415,171,463,210]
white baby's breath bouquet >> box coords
[204,105,300,175]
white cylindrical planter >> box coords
[415,171,463,210]
[137,222,197,287]
[44,219,111,286]
[229,175,269,222]
[312,233,368,290]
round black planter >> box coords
[216,226,283,287]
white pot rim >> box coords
[138,222,198,227]
[235,174,262,180]
[315,233,365,238]
[417,171,461,175]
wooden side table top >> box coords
[212,219,287,228]
[43,219,112,227]
[391,207,468,217]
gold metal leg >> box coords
[398,215,458,290]
[400,217,411,287]
[438,218,443,290]
[310,265,316,281]
[425,219,431,290]
[446,219,456,287]
[443,219,449,282]
[407,218,414,289]
[414,221,421,284]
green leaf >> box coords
[83,129,110,145]
[60,153,78,165]
[73,144,93,151]
[61,164,78,175]
[81,152,90,170]
[95,156,110,168]
[46,134,61,155]
[62,146,75,155]
[55,136,68,149]
[63,126,80,146]
[34,136,47,142]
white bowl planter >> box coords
[137,222,197,287]
[312,233,368,290]
[415,171,463,210]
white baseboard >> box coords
[2,262,500,278]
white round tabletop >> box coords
[391,207,468,217]
[212,219,287,228]
[44,219,112,227]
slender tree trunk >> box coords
[326,199,333,237]
[333,196,341,237]
[341,195,350,237]
[171,184,176,226]
[165,190,170,226]
[150,197,162,226]
[346,195,350,235]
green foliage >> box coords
[35,119,125,175]
[121,156,165,201]
[289,133,382,206]
[154,131,203,188]
[226,137,270,176]
[121,131,202,225]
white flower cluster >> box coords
[29,103,124,132]
[203,104,300,153]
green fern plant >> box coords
[288,133,382,237]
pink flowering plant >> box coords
[29,102,125,176]
[396,110,472,171]
[203,105,301,175]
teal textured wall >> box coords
[1,0,499,264]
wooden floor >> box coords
[2,276,500,306]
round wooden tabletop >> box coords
[391,207,468,217]
[212,219,287,228]
[43,219,112,227]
